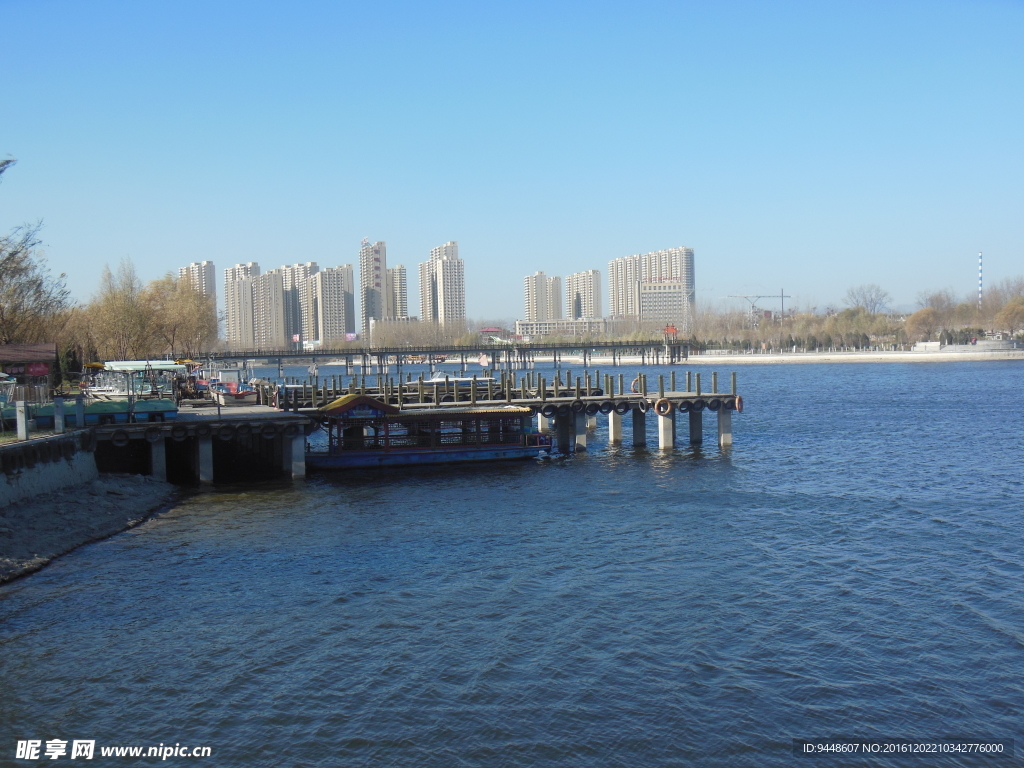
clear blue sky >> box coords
[1,0,1021,318]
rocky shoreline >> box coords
[0,474,180,584]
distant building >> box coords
[523,271,562,321]
[387,265,408,318]
[252,269,287,349]
[514,318,608,338]
[565,269,601,319]
[369,315,420,344]
[179,261,217,302]
[419,241,465,325]
[360,239,387,335]
[608,247,694,318]
[223,263,260,350]
[639,280,691,326]
[309,265,356,344]
[276,262,319,345]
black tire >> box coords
[217,424,235,441]
[541,404,558,418]
[171,425,188,442]
[708,398,722,412]
[235,423,252,436]
[145,427,161,443]
[677,399,692,413]
[111,430,130,448]
[261,423,278,439]
[599,401,614,415]
[585,402,600,416]
[441,394,454,403]
[556,403,571,417]
[195,424,212,438]
[692,398,706,412]
[638,399,650,414]
[723,397,736,411]
[614,401,631,415]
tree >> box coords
[905,307,939,341]
[144,274,217,358]
[0,223,72,345]
[87,259,156,360]
[994,300,1024,337]
[845,284,891,314]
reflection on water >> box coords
[2,362,1023,767]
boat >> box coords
[210,381,258,406]
[82,361,188,401]
[306,395,551,469]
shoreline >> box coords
[0,474,180,585]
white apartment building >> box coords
[565,269,601,319]
[639,280,692,329]
[223,263,260,350]
[387,265,408,318]
[309,265,355,344]
[252,269,287,349]
[419,241,465,325]
[359,240,387,335]
[608,247,695,318]
[179,261,217,302]
[523,271,562,322]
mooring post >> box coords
[198,435,214,485]
[53,397,65,434]
[731,372,737,395]
[150,438,167,482]
[717,409,733,448]
[712,372,718,393]
[689,410,703,445]
[15,401,28,441]
[471,376,478,405]
[686,371,692,392]
[658,408,675,450]
[575,411,588,451]
[632,406,647,447]
[695,373,702,396]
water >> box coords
[2,362,1023,767]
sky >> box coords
[1,0,1022,320]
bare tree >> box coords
[905,307,939,341]
[87,259,156,360]
[994,300,1024,337]
[0,224,72,344]
[844,284,891,314]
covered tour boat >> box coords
[307,395,551,469]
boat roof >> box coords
[320,395,531,420]
[103,360,189,373]
[320,394,401,417]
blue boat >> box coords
[306,395,551,469]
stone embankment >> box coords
[0,474,178,584]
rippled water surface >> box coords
[2,362,1023,767]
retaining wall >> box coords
[0,432,98,508]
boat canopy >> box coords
[103,360,189,373]
[320,395,401,418]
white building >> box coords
[608,247,694,322]
[387,265,408,318]
[419,241,465,325]
[252,269,288,349]
[523,271,562,322]
[514,318,608,339]
[273,262,319,345]
[179,261,217,302]
[223,263,260,350]
[565,269,601,319]
[309,265,355,344]
[360,239,387,335]
[639,280,691,328]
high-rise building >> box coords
[179,261,217,302]
[565,270,601,319]
[523,271,562,321]
[223,263,260,350]
[387,265,408,318]
[309,265,355,344]
[639,281,691,326]
[608,247,694,319]
[252,269,288,349]
[419,241,465,325]
[272,262,319,344]
[359,240,387,335]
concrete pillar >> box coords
[586,414,598,430]
[198,435,214,485]
[608,411,623,442]
[291,435,306,478]
[75,396,85,428]
[53,397,65,434]
[575,411,587,451]
[150,438,167,482]
[689,410,703,445]
[554,413,574,454]
[632,407,646,447]
[536,413,551,434]
[16,401,28,440]
[657,410,675,450]
[718,409,733,448]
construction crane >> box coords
[726,290,792,328]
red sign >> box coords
[27,362,50,376]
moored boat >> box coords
[306,395,550,469]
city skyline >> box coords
[2,2,1020,318]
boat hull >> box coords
[213,391,258,406]
[306,444,549,469]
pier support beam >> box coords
[689,410,703,445]
[717,409,733,448]
[287,435,306,478]
[575,411,588,451]
[15,401,28,441]
[658,410,675,450]
[608,410,622,442]
[632,407,647,447]
[586,414,597,430]
[536,413,551,434]
[555,413,574,454]
[198,435,214,485]
[53,397,65,434]
[150,438,167,482]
